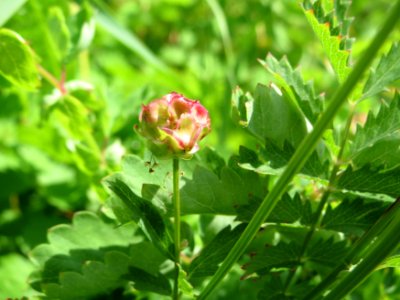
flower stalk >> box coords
[173,158,181,300]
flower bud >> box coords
[136,92,211,159]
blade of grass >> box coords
[303,198,400,300]
[206,0,236,86]
[323,198,400,300]
[94,9,170,73]
[198,1,400,298]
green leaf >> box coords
[377,255,400,270]
[111,154,265,216]
[103,175,174,259]
[0,254,36,298]
[363,43,400,99]
[350,94,400,170]
[30,212,169,299]
[261,139,329,178]
[47,6,71,62]
[188,224,246,280]
[321,198,387,236]
[259,53,324,123]
[302,1,352,82]
[236,193,313,226]
[181,165,260,215]
[0,28,39,89]
[244,242,300,276]
[124,266,171,295]
[178,267,195,298]
[305,238,348,268]
[257,276,294,300]
[47,94,101,174]
[236,84,308,148]
[336,165,400,198]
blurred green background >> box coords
[0,0,398,298]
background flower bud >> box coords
[136,92,211,159]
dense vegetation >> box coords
[0,0,400,299]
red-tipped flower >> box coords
[137,92,211,159]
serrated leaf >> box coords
[336,165,400,198]
[30,212,169,299]
[236,193,313,226]
[350,95,400,170]
[103,175,174,259]
[302,2,351,82]
[321,198,387,236]
[260,139,329,178]
[178,267,195,298]
[257,276,290,300]
[305,238,348,267]
[0,28,39,89]
[188,224,246,280]
[363,43,400,99]
[42,251,132,300]
[124,266,171,295]
[259,53,324,123]
[111,154,265,216]
[244,242,300,276]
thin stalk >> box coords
[173,158,181,300]
[323,199,400,300]
[37,65,66,94]
[302,198,400,300]
[283,105,356,292]
[197,1,400,298]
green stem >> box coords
[303,198,400,300]
[37,65,66,94]
[173,158,181,300]
[284,105,356,293]
[323,199,400,300]
[197,1,400,298]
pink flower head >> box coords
[136,92,211,159]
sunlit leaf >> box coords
[0,28,39,89]
[363,43,400,99]
[302,0,352,82]
[259,53,324,123]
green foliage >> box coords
[302,0,352,82]
[30,212,170,299]
[350,94,400,170]
[188,224,246,280]
[0,254,35,298]
[259,53,324,123]
[363,43,400,99]
[321,198,387,235]
[103,175,174,259]
[0,0,399,299]
[109,154,266,216]
[0,28,39,89]
[233,84,307,148]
